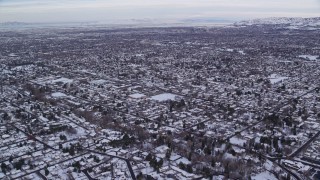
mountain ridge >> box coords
[235,17,320,27]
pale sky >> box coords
[0,0,319,23]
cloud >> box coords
[0,0,319,23]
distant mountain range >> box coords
[0,18,235,30]
[2,17,320,29]
[234,17,320,28]
[0,21,30,26]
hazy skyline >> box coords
[0,0,320,23]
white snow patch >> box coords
[155,145,169,153]
[12,65,35,71]
[238,50,246,55]
[252,171,277,180]
[212,175,224,180]
[0,172,8,178]
[90,79,107,84]
[51,78,73,84]
[8,53,18,57]
[1,70,12,74]
[39,116,49,122]
[150,93,180,102]
[175,157,191,165]
[129,93,146,99]
[264,160,274,170]
[223,152,237,160]
[299,55,319,61]
[51,92,67,97]
[268,74,288,84]
[230,137,246,146]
